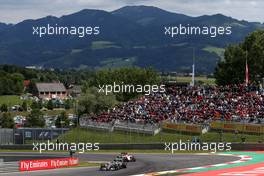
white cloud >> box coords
[0,0,263,23]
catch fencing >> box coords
[80,118,161,135]
[80,119,114,132]
[0,129,14,145]
[114,121,161,135]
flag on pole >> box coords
[245,59,249,85]
[191,63,195,86]
[191,47,195,87]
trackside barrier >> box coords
[162,122,203,134]
[19,157,79,171]
[210,121,264,134]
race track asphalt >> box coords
[0,152,239,176]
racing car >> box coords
[100,159,127,171]
[100,162,119,171]
[118,152,136,162]
[114,157,127,168]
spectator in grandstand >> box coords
[83,84,264,125]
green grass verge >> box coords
[59,128,264,144]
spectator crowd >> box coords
[87,84,264,125]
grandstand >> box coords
[80,84,264,135]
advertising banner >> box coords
[20,157,79,171]
[210,121,264,134]
[163,122,202,134]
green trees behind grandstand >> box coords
[77,67,160,116]
[85,67,161,101]
[78,87,118,116]
[215,30,264,85]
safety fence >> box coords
[80,119,114,132]
[114,121,161,135]
[0,129,14,145]
[80,118,160,135]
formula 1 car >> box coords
[100,160,127,171]
[100,162,119,171]
[114,157,127,168]
[118,152,136,162]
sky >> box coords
[0,0,263,24]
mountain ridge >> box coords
[112,5,192,26]
[0,5,263,73]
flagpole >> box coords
[191,47,195,86]
[245,49,249,86]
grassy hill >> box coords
[0,6,263,73]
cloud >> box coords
[0,0,263,23]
